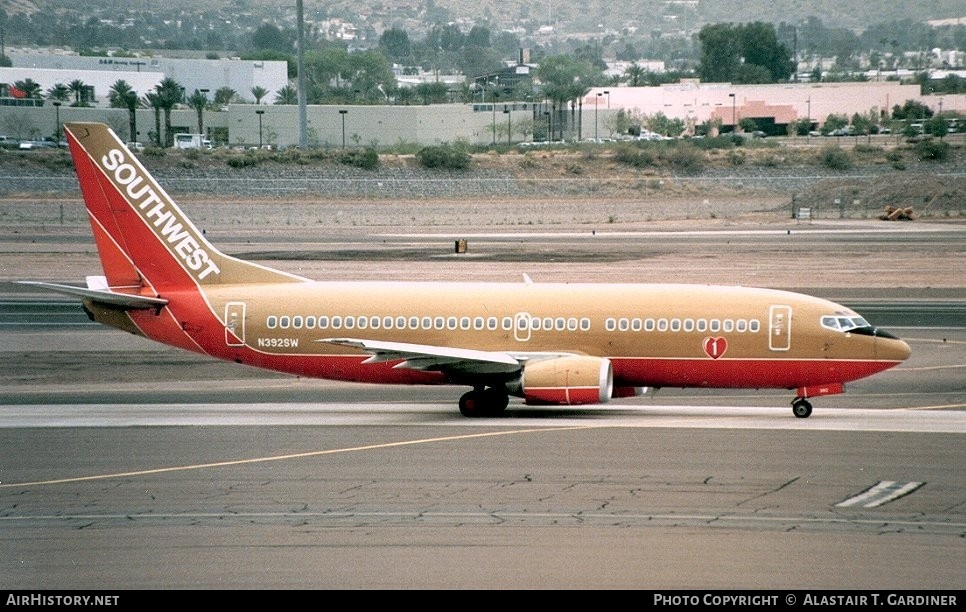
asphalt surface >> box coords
[0,218,963,591]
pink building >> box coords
[584,81,964,132]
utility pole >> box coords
[296,0,307,148]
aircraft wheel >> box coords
[459,390,486,417]
[792,398,813,418]
[481,387,509,417]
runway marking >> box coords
[1,511,963,533]
[906,403,966,410]
[836,481,925,508]
[895,364,966,372]
[0,426,588,489]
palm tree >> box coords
[250,85,269,105]
[273,85,297,105]
[109,80,142,142]
[68,79,88,106]
[14,78,43,99]
[186,89,209,135]
[45,83,71,102]
[144,91,163,147]
[623,62,646,87]
[108,80,134,108]
[214,87,237,106]
[154,78,183,147]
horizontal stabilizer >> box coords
[18,281,168,309]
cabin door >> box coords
[514,312,532,342]
[768,305,792,351]
[225,301,246,346]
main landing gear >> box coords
[459,386,510,417]
[792,397,813,418]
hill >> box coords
[14,0,965,35]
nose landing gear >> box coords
[792,397,813,418]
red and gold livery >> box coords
[25,123,911,417]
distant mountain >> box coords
[14,0,965,35]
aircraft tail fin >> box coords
[63,122,305,294]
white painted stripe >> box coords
[836,480,924,507]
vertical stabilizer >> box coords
[64,122,305,293]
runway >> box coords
[0,323,963,589]
[0,221,963,590]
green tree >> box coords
[274,85,297,105]
[379,27,412,64]
[891,99,932,121]
[537,55,598,140]
[823,113,850,135]
[623,62,646,87]
[304,48,394,104]
[144,91,163,147]
[251,23,293,54]
[187,89,209,134]
[738,22,794,82]
[155,77,183,147]
[68,79,88,106]
[698,24,741,82]
[45,83,71,102]
[14,78,42,98]
[214,87,238,106]
[250,86,269,104]
[699,22,793,83]
[413,82,449,105]
[108,80,134,108]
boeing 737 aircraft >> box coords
[24,122,911,418]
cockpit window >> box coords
[821,315,871,332]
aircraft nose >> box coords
[880,335,912,362]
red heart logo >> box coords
[703,336,727,359]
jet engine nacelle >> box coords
[511,355,613,405]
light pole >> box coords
[806,97,811,140]
[255,110,264,148]
[595,92,602,141]
[492,95,496,145]
[544,111,551,142]
[52,101,61,143]
[199,88,209,137]
[604,90,610,109]
[339,109,347,148]
[127,91,138,145]
[729,93,736,133]
[939,97,944,140]
[504,107,511,146]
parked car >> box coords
[126,141,146,153]
[18,140,56,150]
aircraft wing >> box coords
[319,337,525,376]
[19,281,169,309]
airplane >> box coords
[23,122,912,418]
